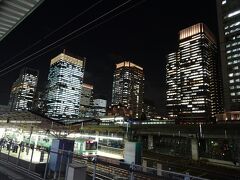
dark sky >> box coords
[0,0,218,115]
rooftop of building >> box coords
[83,83,93,90]
[179,23,216,43]
[116,61,143,70]
[50,50,85,67]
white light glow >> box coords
[67,133,123,141]
[228,10,240,18]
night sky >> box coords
[0,0,218,115]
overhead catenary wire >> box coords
[0,0,132,75]
[0,0,103,68]
[0,0,147,78]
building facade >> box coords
[112,61,144,118]
[80,83,93,117]
[143,99,156,119]
[46,52,85,119]
[9,67,38,111]
[166,23,222,123]
[217,0,240,111]
[93,99,107,117]
[166,52,180,118]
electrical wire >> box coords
[0,0,103,68]
[0,0,132,75]
[0,0,146,78]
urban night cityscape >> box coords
[0,0,239,180]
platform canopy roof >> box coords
[0,0,44,41]
[0,110,99,137]
[0,111,67,136]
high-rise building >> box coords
[93,98,107,117]
[9,67,38,111]
[112,61,144,118]
[166,52,180,118]
[166,23,222,123]
[217,0,240,111]
[80,83,93,117]
[46,51,85,119]
[143,99,156,119]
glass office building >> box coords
[166,23,222,123]
[9,67,39,111]
[217,0,240,111]
[93,98,107,117]
[46,52,85,119]
[80,83,93,117]
[112,61,144,118]
[166,52,180,118]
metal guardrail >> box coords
[0,141,209,180]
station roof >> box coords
[0,110,101,137]
[0,110,67,136]
[0,0,44,41]
[58,118,100,125]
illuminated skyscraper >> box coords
[166,52,180,118]
[112,61,144,118]
[46,51,85,119]
[9,67,39,111]
[80,83,93,117]
[217,0,240,111]
[166,23,222,123]
[93,98,107,117]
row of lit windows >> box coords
[225,27,240,35]
[230,85,240,90]
[227,48,240,54]
[226,41,240,48]
[181,110,206,113]
[229,72,240,77]
[231,92,240,96]
[226,9,240,18]
[228,59,240,65]
[227,53,240,59]
[229,79,240,83]
[225,21,240,30]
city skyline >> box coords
[0,0,218,115]
[0,1,240,178]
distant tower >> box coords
[166,52,180,118]
[9,67,39,111]
[166,23,222,123]
[217,0,240,111]
[80,83,93,117]
[112,61,144,118]
[46,51,85,119]
[93,98,107,117]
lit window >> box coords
[228,10,240,18]
[234,66,239,70]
